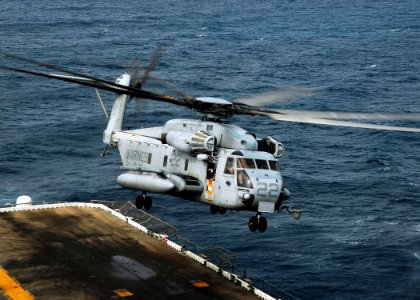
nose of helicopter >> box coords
[248,170,283,212]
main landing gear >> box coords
[248,213,267,233]
[135,193,152,210]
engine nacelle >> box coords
[165,130,215,154]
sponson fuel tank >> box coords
[117,173,204,195]
[117,173,175,193]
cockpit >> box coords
[223,152,280,189]
[224,157,279,174]
[237,157,279,171]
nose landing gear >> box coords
[135,193,152,210]
[248,213,267,233]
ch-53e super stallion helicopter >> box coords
[2,50,420,232]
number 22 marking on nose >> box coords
[256,182,279,197]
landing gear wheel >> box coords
[210,205,218,215]
[258,217,267,233]
[135,195,144,209]
[219,207,227,215]
[144,196,152,210]
[248,216,258,232]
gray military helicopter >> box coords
[2,50,420,232]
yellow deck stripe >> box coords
[0,266,34,300]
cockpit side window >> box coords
[237,170,253,188]
[255,159,269,170]
[237,158,256,169]
[269,160,279,171]
[224,157,235,175]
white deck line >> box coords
[0,202,279,300]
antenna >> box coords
[95,88,109,120]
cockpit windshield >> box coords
[269,160,279,171]
[255,159,269,170]
[235,157,279,171]
[237,158,256,169]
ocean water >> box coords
[1,1,420,299]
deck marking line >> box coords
[191,280,209,288]
[114,289,134,297]
[0,265,34,300]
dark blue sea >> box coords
[1,1,420,299]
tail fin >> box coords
[103,73,131,145]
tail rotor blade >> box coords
[141,45,162,86]
[126,55,143,89]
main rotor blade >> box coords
[1,50,196,112]
[0,50,122,91]
[231,104,420,132]
[0,50,159,101]
[273,109,420,121]
[264,112,420,133]
[0,65,116,90]
[0,65,188,107]
[233,87,319,106]
[3,50,419,132]
[1,50,179,103]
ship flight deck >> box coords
[0,201,279,300]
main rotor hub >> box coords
[191,97,233,115]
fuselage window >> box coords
[163,155,168,167]
[269,160,279,171]
[255,159,269,170]
[237,158,256,169]
[148,153,152,164]
[184,159,189,171]
[224,157,234,175]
